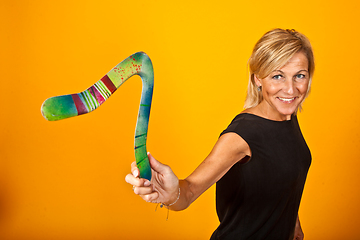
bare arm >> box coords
[125,132,251,211]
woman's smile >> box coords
[277,97,297,103]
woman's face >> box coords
[255,51,310,121]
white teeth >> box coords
[278,97,295,102]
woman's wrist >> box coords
[162,179,192,211]
[161,187,180,208]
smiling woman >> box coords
[125,28,315,240]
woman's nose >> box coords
[283,79,295,95]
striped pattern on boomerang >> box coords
[41,52,153,180]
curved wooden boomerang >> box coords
[41,52,153,180]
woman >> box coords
[125,28,314,240]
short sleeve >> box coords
[220,114,261,150]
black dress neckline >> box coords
[239,112,294,123]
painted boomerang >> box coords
[41,52,153,180]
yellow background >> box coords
[1,0,360,239]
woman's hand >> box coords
[125,153,180,205]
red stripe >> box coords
[101,75,117,94]
[89,86,106,105]
[71,94,88,115]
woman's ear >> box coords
[254,74,262,87]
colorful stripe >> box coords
[94,81,110,99]
[89,86,106,105]
[101,75,117,94]
[71,94,88,115]
[80,90,98,111]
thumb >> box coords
[147,152,169,174]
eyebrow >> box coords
[272,69,309,74]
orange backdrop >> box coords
[1,0,360,239]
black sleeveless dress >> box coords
[210,113,311,240]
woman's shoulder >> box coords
[239,107,266,120]
[221,111,263,138]
[228,108,266,124]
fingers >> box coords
[125,171,156,201]
[126,160,152,189]
[125,173,150,187]
[148,152,170,174]
[141,191,159,203]
[126,154,170,204]
[125,173,154,195]
[133,185,153,195]
[130,161,139,178]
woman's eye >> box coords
[296,74,306,79]
[272,75,283,80]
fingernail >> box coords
[133,170,139,178]
[144,180,151,187]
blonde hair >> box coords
[244,28,315,111]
